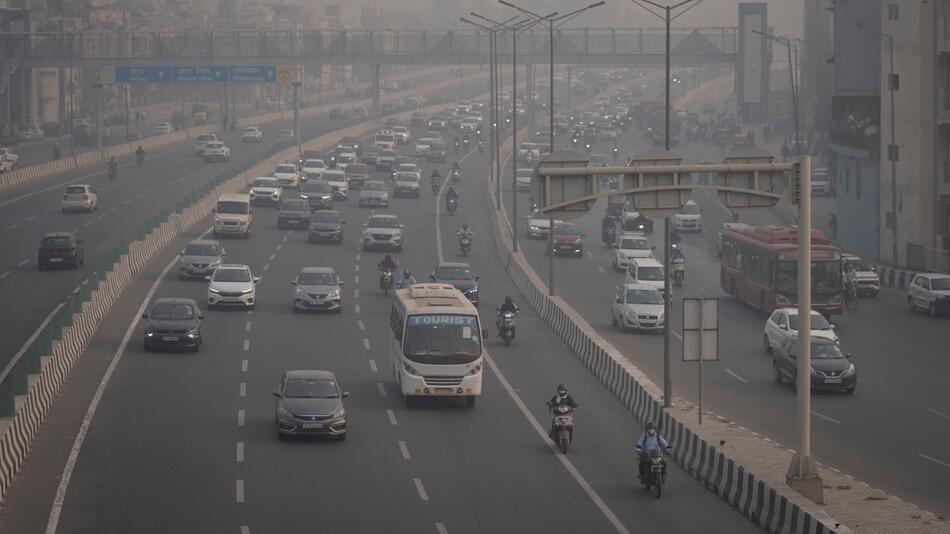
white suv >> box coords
[207,264,260,309]
[194,133,218,156]
[322,169,349,199]
[241,126,263,143]
[612,232,654,271]
[841,254,880,296]
[202,142,231,162]
[361,214,404,251]
[61,184,98,213]
[274,164,301,189]
[672,200,702,232]
[908,273,950,317]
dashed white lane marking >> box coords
[241,359,248,373]
[239,382,246,398]
[354,275,359,284]
[243,339,250,351]
[357,320,365,331]
[597,266,605,274]
[671,330,682,340]
[275,244,282,251]
[245,321,252,332]
[355,264,360,272]
[268,253,276,261]
[262,264,270,272]
[377,382,387,397]
[363,338,371,350]
[109,206,119,212]
[725,369,748,383]
[24,216,35,222]
[919,454,950,468]
[0,271,10,279]
[237,409,245,427]
[83,220,94,227]
[236,442,245,462]
[398,440,411,460]
[286,230,292,235]
[354,289,360,298]
[413,478,430,501]
[43,208,53,214]
[861,335,880,344]
[355,304,361,314]
[435,523,448,534]
[811,410,841,424]
[925,407,950,421]
[369,359,378,372]
[17,258,29,267]
[241,526,250,534]
[281,236,288,243]
[8,223,18,230]
[587,251,593,258]
[96,213,106,220]
[387,409,398,426]
[236,480,245,503]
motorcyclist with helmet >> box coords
[445,185,459,211]
[635,422,672,483]
[377,254,399,289]
[496,295,519,337]
[398,269,417,289]
[546,384,578,441]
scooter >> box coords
[452,168,462,184]
[602,225,617,247]
[431,176,441,193]
[380,270,394,296]
[446,197,458,215]
[548,403,576,454]
[459,234,472,256]
[498,310,517,346]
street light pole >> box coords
[755,30,800,157]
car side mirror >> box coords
[205,276,212,281]
[616,297,622,304]
[340,221,346,225]
[211,208,215,213]
[651,246,656,250]
[179,250,185,256]
[475,276,480,281]
[141,313,149,319]
[429,273,436,280]
[291,280,297,285]
[253,277,262,284]
[362,223,367,228]
[197,312,204,319]
[612,244,618,248]
[342,391,351,398]
[338,280,345,286]
[272,391,281,398]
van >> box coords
[212,193,253,238]
[374,132,396,150]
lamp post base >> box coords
[787,453,824,504]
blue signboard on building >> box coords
[114,65,280,84]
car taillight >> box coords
[81,194,88,200]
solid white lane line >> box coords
[483,351,630,534]
[398,441,411,460]
[387,409,398,426]
[17,258,30,267]
[925,407,950,422]
[435,523,448,534]
[413,478,429,501]
[262,264,270,272]
[241,359,248,373]
[357,320,366,331]
[725,369,748,383]
[919,454,950,468]
[239,382,246,398]
[363,338,371,350]
[377,382,387,397]
[354,289,360,298]
[369,359,378,372]
[243,339,250,351]
[355,304,361,314]
[245,321,252,332]
[236,480,245,503]
[354,275,359,284]
[0,271,10,279]
[237,409,245,427]
[236,442,245,463]
[268,253,276,261]
[811,410,841,424]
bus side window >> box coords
[393,311,404,341]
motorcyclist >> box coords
[445,185,459,210]
[377,255,399,288]
[430,169,442,185]
[108,156,118,176]
[135,145,145,164]
[477,139,485,153]
[547,384,578,441]
[671,245,685,263]
[463,133,471,147]
[496,295,520,338]
[602,215,616,242]
[457,224,474,239]
[636,421,671,483]
[398,269,417,289]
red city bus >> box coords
[720,224,843,317]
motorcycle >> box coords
[446,197,458,215]
[602,225,617,247]
[463,138,470,149]
[459,234,472,256]
[549,403,576,454]
[585,143,592,155]
[380,270,394,296]
[454,141,461,154]
[672,258,685,287]
[452,169,462,184]
[431,176,441,193]
[571,137,579,148]
[640,450,668,499]
[498,310,517,346]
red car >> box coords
[550,222,585,257]
[345,163,373,189]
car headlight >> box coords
[299,193,309,199]
[241,287,254,294]
[208,259,222,267]
[296,288,307,297]
[466,285,478,295]
[278,404,294,417]
[209,287,221,294]
[331,408,346,419]
[403,362,418,375]
[145,330,155,337]
[843,363,856,376]
[830,296,842,305]
[186,329,200,339]
[573,238,583,245]
[809,366,818,376]
[328,289,341,299]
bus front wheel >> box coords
[464,395,476,407]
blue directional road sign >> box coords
[113,65,280,84]
[115,66,174,83]
[172,66,230,83]
[229,66,278,83]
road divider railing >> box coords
[0,66,455,196]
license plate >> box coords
[319,233,334,237]
[162,336,178,342]
[432,387,455,395]
[49,257,63,262]
[302,423,323,429]
[824,378,842,384]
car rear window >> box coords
[276,165,296,173]
[65,186,87,194]
[43,236,72,247]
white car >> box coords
[274,163,301,189]
[16,124,45,141]
[672,200,702,232]
[612,233,654,271]
[460,117,480,132]
[361,214,404,251]
[841,253,880,296]
[300,159,326,180]
[611,284,665,332]
[526,211,551,238]
[249,177,282,205]
[202,142,231,162]
[515,168,533,191]
[241,126,263,143]
[907,273,950,317]
[207,264,260,309]
[763,308,839,352]
[625,258,667,298]
[154,122,173,135]
[811,167,832,196]
[322,169,349,199]
[336,152,356,171]
[359,180,390,208]
[415,138,434,157]
[518,143,540,161]
[392,126,410,144]
[61,184,98,213]
[194,133,218,156]
[1,147,20,167]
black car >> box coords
[430,262,479,306]
[308,210,345,244]
[428,142,446,163]
[142,297,203,352]
[360,145,382,166]
[773,338,857,394]
[298,180,334,210]
[277,199,313,230]
[37,232,84,270]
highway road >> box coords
[500,95,950,516]
[0,68,468,372]
[0,101,762,534]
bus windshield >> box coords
[775,260,842,296]
[403,314,482,365]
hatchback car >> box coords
[671,200,702,232]
[299,180,334,210]
[308,210,345,244]
[907,273,950,317]
[376,149,398,170]
[178,239,226,280]
[359,181,390,208]
[773,338,856,394]
[550,222,584,256]
[61,184,98,213]
[207,264,260,309]
[202,142,230,162]
[515,168,533,191]
[292,267,344,312]
[300,159,326,177]
[763,308,839,352]
[362,214,404,251]
[612,233,654,271]
[142,297,203,352]
[274,370,349,440]
[241,126,263,143]
[37,232,84,270]
[194,133,218,156]
[277,199,313,230]
[430,262,479,306]
[610,284,665,332]
[526,210,551,238]
[249,177,282,206]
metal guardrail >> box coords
[906,243,950,274]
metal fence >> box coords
[906,243,950,274]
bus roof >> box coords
[722,224,834,248]
[394,284,478,315]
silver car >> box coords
[178,239,226,280]
[274,370,349,440]
[292,267,343,312]
[361,214,404,251]
[359,181,390,208]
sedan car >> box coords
[274,163,301,189]
[361,214,404,251]
[515,168,533,191]
[178,239,226,280]
[61,184,98,213]
[299,180,334,210]
[277,199,313,230]
[393,172,421,198]
[292,267,344,312]
[430,262,479,306]
[907,273,950,317]
[550,222,584,256]
[142,297,203,352]
[773,338,856,394]
[610,284,664,332]
[37,232,84,270]
[241,126,264,143]
[308,210,345,244]
[207,264,260,309]
[274,370,349,440]
[763,308,839,352]
[359,180,390,208]
[249,177,282,206]
[375,149,398,171]
[276,129,296,143]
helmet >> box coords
[462,224,470,230]
[646,421,656,434]
[403,270,411,277]
[556,384,567,396]
[384,254,392,261]
[505,295,514,305]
